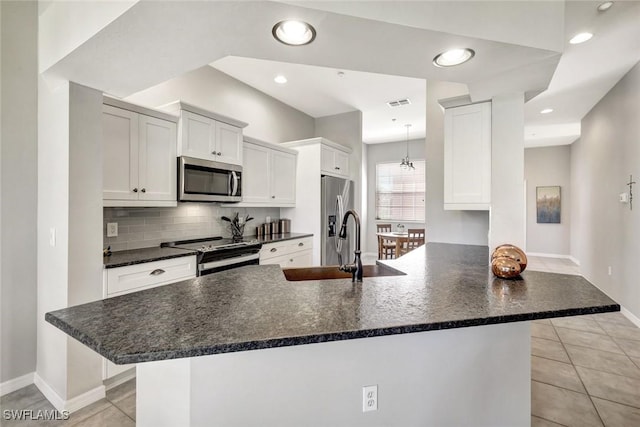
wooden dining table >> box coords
[376,231,409,259]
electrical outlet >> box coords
[608,266,612,276]
[49,228,56,247]
[107,222,118,237]
[362,385,378,412]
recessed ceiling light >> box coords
[274,75,287,84]
[272,20,316,46]
[433,48,475,67]
[540,108,554,114]
[597,1,614,12]
[569,32,593,44]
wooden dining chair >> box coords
[376,224,396,259]
[400,228,425,256]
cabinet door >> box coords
[138,116,177,201]
[215,121,243,165]
[288,249,313,267]
[320,145,335,174]
[271,150,296,205]
[242,142,271,203]
[102,105,139,200]
[444,102,491,209]
[180,111,215,161]
[333,150,349,177]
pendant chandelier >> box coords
[400,124,415,170]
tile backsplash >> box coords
[103,204,280,251]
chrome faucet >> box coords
[338,209,363,282]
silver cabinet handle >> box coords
[141,188,146,193]
[217,152,222,156]
[270,248,277,252]
[298,242,304,247]
[150,269,165,276]
[290,259,293,262]
[335,166,340,170]
[271,196,276,199]
[212,151,216,155]
[132,188,138,193]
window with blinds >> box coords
[375,160,426,221]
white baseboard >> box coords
[104,368,136,391]
[34,372,105,413]
[527,252,581,266]
[0,372,34,396]
[621,307,640,328]
[527,252,571,259]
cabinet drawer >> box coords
[105,255,197,297]
[261,249,313,268]
[260,237,313,261]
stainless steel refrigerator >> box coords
[321,176,354,266]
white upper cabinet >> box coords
[172,102,247,166]
[239,138,297,207]
[270,149,297,205]
[103,106,139,201]
[102,103,177,207]
[242,142,271,204]
[215,121,243,165]
[320,144,350,178]
[180,110,213,160]
[138,115,177,202]
[443,102,491,210]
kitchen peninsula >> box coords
[46,243,618,426]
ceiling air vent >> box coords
[387,98,411,107]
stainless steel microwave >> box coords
[178,156,242,202]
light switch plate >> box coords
[107,222,118,237]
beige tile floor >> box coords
[3,256,639,426]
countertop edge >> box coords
[47,303,620,365]
[104,250,197,269]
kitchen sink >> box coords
[282,264,406,281]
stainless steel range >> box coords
[161,237,262,276]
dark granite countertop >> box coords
[49,243,619,365]
[103,247,197,269]
[256,232,313,244]
[103,233,312,268]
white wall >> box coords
[37,77,70,402]
[425,81,489,246]
[489,93,525,252]
[525,145,571,255]
[126,66,315,144]
[0,0,38,386]
[365,139,426,254]
[37,81,105,407]
[571,61,640,320]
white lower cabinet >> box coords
[259,237,313,268]
[102,255,197,380]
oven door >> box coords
[198,252,260,276]
[179,156,242,202]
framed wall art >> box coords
[536,186,561,224]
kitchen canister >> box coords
[262,222,273,236]
[272,221,280,235]
[279,218,291,234]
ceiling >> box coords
[42,1,640,147]
[210,1,640,146]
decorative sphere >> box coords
[491,257,522,279]
[492,245,528,272]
